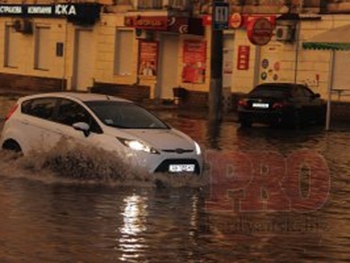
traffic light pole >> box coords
[209,1,224,122]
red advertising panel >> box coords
[237,45,250,70]
[139,41,159,77]
[182,40,206,84]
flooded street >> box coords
[1,97,350,262]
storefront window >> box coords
[114,30,133,75]
[168,0,190,9]
[137,0,162,9]
[116,0,134,4]
[4,26,19,68]
[34,27,50,70]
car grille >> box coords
[162,149,194,154]
[154,159,201,174]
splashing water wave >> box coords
[0,139,209,189]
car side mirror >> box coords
[312,93,321,99]
[73,122,91,137]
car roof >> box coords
[18,92,132,103]
[256,83,306,89]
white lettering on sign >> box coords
[55,5,76,16]
[28,6,52,15]
[214,6,228,23]
[0,6,22,14]
[212,3,229,30]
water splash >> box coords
[0,139,209,189]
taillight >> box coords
[238,99,248,107]
[272,102,290,109]
[5,104,19,121]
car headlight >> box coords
[117,137,160,154]
[194,141,201,155]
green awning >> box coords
[303,24,350,51]
[303,42,350,51]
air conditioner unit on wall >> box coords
[13,19,33,34]
[275,25,295,42]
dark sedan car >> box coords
[237,83,327,127]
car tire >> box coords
[2,140,22,153]
[316,114,326,125]
[316,107,327,125]
[240,120,252,127]
[293,110,302,128]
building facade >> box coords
[1,0,350,108]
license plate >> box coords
[169,164,195,173]
[252,102,269,108]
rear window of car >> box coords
[85,101,169,129]
[21,98,57,120]
[249,85,292,98]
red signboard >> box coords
[230,13,243,29]
[247,18,273,46]
[125,16,197,34]
[202,15,212,26]
[182,40,206,84]
[202,14,276,29]
[125,16,168,30]
[168,17,188,33]
[237,45,250,70]
[138,41,159,77]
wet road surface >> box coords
[1,98,350,262]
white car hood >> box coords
[117,128,195,150]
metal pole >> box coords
[62,21,68,91]
[325,50,334,131]
[294,21,300,84]
[209,1,223,122]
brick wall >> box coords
[91,82,150,103]
[331,101,350,122]
[179,90,209,109]
[0,73,65,93]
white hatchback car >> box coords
[0,92,203,174]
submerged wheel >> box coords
[2,140,22,153]
[292,110,302,128]
[240,119,252,127]
[316,107,327,125]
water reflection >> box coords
[119,194,148,262]
[121,194,148,235]
[206,119,222,150]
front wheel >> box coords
[2,140,22,154]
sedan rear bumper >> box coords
[238,109,294,126]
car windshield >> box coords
[85,101,169,129]
[249,85,291,98]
